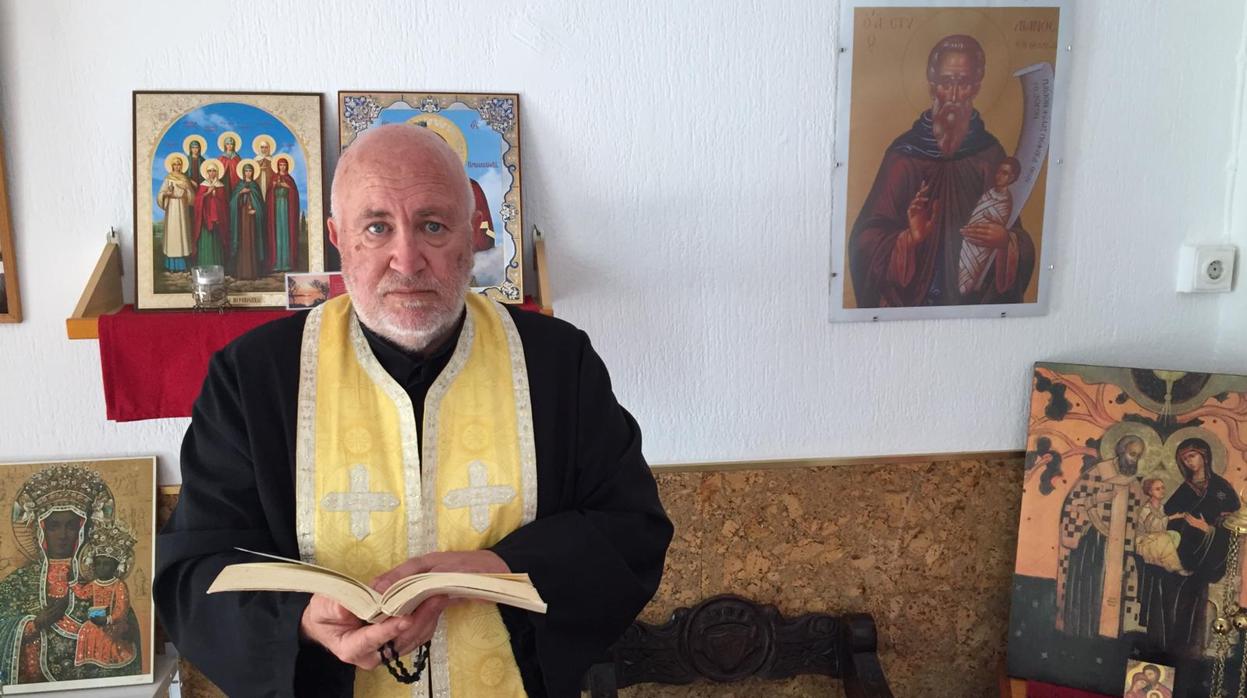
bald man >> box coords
[156,125,672,697]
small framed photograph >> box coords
[1122,659,1174,697]
[0,130,20,322]
[133,92,326,310]
[338,91,523,302]
[0,457,156,693]
[285,271,346,310]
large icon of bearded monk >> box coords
[849,34,1036,308]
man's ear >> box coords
[327,216,341,250]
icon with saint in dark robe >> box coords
[832,4,1067,322]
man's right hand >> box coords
[905,181,941,245]
[300,594,414,670]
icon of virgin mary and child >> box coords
[0,465,141,685]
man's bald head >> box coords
[330,124,473,221]
[326,123,478,353]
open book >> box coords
[207,549,546,623]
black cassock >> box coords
[155,307,673,697]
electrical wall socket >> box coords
[1177,244,1236,293]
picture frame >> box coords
[0,129,21,322]
[830,0,1071,322]
[338,91,524,302]
[285,271,345,310]
[1122,659,1175,697]
[0,457,157,693]
[133,92,325,310]
[1008,363,1247,696]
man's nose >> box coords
[388,229,429,275]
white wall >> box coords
[1219,6,1247,368]
[0,0,1243,484]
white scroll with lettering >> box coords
[1007,62,1055,228]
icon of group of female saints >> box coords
[0,465,142,684]
[157,131,301,282]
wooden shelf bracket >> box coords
[67,232,124,340]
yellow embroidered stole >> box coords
[296,294,536,698]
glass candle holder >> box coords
[191,265,229,311]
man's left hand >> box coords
[370,551,511,657]
[961,222,1010,249]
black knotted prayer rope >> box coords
[378,640,430,684]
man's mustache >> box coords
[378,274,446,295]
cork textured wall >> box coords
[627,456,1024,697]
[160,453,1025,697]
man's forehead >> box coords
[342,170,463,200]
[341,180,464,217]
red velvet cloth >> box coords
[98,305,292,422]
[97,297,546,422]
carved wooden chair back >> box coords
[583,594,894,697]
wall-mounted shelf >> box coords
[69,229,555,339]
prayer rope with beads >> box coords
[379,641,430,685]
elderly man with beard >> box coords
[1055,435,1147,640]
[155,124,672,698]
[849,34,1036,307]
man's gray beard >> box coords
[1117,456,1138,476]
[344,266,471,353]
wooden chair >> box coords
[584,594,894,697]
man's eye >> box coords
[424,222,444,234]
[366,223,389,235]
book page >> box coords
[208,562,382,621]
[209,553,547,621]
[380,573,547,616]
[234,547,368,585]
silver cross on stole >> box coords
[320,464,399,541]
[443,461,517,533]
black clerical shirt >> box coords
[155,305,672,698]
[359,315,461,437]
